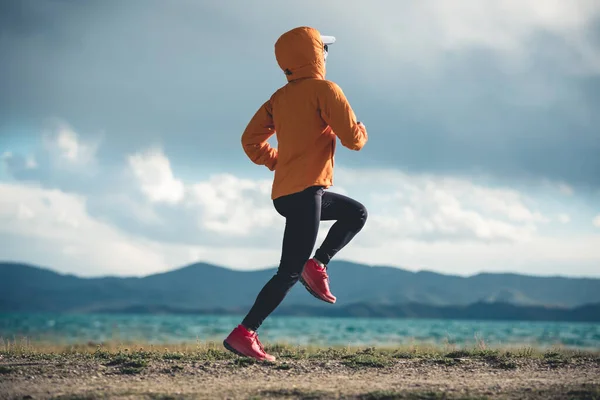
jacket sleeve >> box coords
[241,100,278,171]
[319,81,368,151]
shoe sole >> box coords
[223,340,247,358]
[299,275,335,304]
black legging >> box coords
[241,186,368,331]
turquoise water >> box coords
[1,313,599,350]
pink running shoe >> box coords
[300,258,336,304]
[223,325,276,361]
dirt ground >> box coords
[1,351,599,400]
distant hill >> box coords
[1,261,599,321]
[90,301,600,322]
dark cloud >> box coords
[346,48,600,190]
[1,0,599,191]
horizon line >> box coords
[1,259,599,281]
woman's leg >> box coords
[298,190,368,304]
[313,191,368,265]
[240,186,323,331]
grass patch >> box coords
[494,359,518,370]
[445,350,471,359]
[543,350,570,368]
[202,346,235,361]
[231,357,256,367]
[162,351,184,360]
[118,366,142,375]
[51,393,191,400]
[430,348,517,369]
[0,365,14,374]
[468,349,518,370]
[117,359,147,375]
[544,350,564,359]
[1,338,599,368]
[100,351,148,375]
[258,388,325,399]
[341,354,392,369]
[103,353,134,366]
[514,346,535,358]
[472,349,501,361]
[341,346,397,368]
[265,343,307,360]
[565,386,600,400]
[358,390,406,400]
[274,362,292,370]
[358,391,489,400]
[307,346,350,360]
[433,357,459,367]
[392,350,417,359]
[161,364,184,374]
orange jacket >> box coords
[241,26,368,200]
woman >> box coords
[223,26,368,361]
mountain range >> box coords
[1,261,599,321]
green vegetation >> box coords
[340,347,394,368]
[1,336,599,371]
[0,365,14,374]
[357,391,490,400]
[49,394,192,400]
[42,391,499,400]
[258,388,325,399]
[274,362,292,370]
[103,352,148,374]
[565,386,600,400]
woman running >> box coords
[223,26,368,361]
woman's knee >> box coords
[274,262,303,285]
[352,202,368,229]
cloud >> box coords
[557,183,574,196]
[2,134,600,277]
[558,214,571,224]
[593,215,600,228]
[421,0,600,61]
[128,149,185,205]
[124,149,278,238]
[0,182,170,276]
[340,234,600,278]
[3,120,103,192]
[1,129,579,252]
[7,131,552,248]
[2,176,599,278]
[0,181,284,277]
[186,174,277,236]
[1,0,599,190]
[44,122,98,165]
[4,128,588,272]
[76,146,281,246]
[334,168,545,245]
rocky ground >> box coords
[1,343,599,399]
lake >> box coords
[1,313,599,350]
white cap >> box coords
[321,35,336,45]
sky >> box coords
[1,0,599,278]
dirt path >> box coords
[1,353,599,399]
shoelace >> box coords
[317,268,331,284]
[251,333,266,354]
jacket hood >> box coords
[275,26,326,82]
